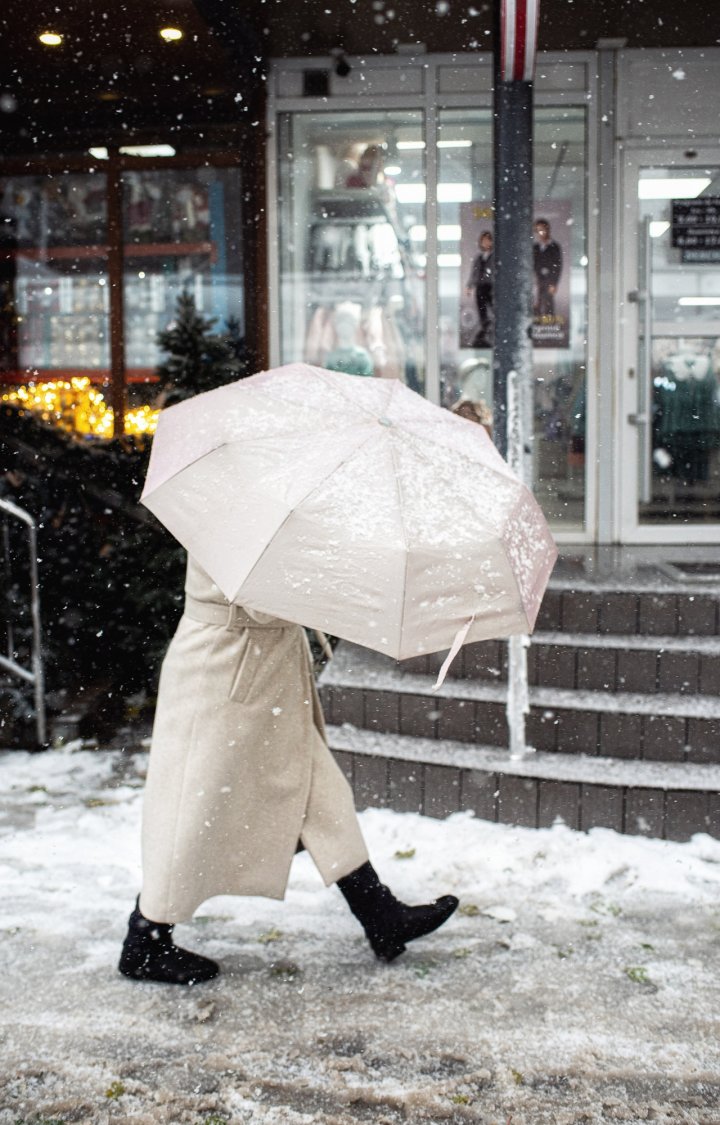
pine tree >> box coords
[156,291,239,401]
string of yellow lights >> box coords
[1,378,159,439]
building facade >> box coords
[2,41,719,548]
[267,46,720,547]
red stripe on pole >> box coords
[514,0,527,80]
[500,0,538,82]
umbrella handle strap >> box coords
[432,616,475,691]
[314,630,334,663]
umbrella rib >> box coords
[250,366,394,428]
[311,365,396,423]
[388,438,410,658]
[230,427,383,603]
[395,424,518,535]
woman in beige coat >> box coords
[119,557,458,985]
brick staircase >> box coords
[319,578,720,842]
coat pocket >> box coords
[227,634,264,704]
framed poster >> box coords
[459,199,572,349]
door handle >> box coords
[627,413,650,425]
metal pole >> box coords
[27,520,46,747]
[107,149,126,437]
[492,74,534,457]
[493,1,535,756]
[0,498,47,748]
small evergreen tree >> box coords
[156,291,239,402]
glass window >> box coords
[438,107,588,530]
[0,172,109,381]
[0,163,244,436]
[123,166,244,411]
[277,111,426,392]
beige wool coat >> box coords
[139,557,368,923]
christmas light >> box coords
[1,378,159,439]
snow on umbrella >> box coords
[141,363,557,663]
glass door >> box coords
[620,149,720,540]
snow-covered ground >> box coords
[1,743,719,1124]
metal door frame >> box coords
[616,142,720,544]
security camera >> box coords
[331,50,351,78]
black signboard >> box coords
[671,197,720,262]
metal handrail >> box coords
[0,497,46,747]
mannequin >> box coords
[325,303,374,377]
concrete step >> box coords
[538,583,720,637]
[327,724,720,842]
[416,632,720,696]
[319,644,720,765]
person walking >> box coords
[119,556,458,985]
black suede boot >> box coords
[118,899,219,985]
[337,861,459,962]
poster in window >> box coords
[459,200,572,349]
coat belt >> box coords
[183,596,334,661]
[183,595,281,630]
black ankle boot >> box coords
[118,899,219,985]
[337,862,459,962]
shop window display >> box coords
[0,173,110,381]
[277,112,426,392]
[122,167,244,391]
[438,108,588,529]
[0,163,244,436]
[645,337,720,521]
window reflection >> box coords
[0,173,109,379]
[123,167,244,411]
[277,112,426,392]
[438,108,588,530]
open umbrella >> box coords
[141,363,556,663]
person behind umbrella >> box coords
[118,556,458,985]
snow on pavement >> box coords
[1,743,719,1124]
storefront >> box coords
[2,42,718,546]
[267,47,720,545]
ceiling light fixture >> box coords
[678,296,720,306]
[159,27,183,42]
[649,220,670,238]
[120,144,176,157]
[638,177,711,200]
[38,31,63,46]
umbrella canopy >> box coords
[141,364,557,661]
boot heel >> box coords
[119,900,219,985]
[337,862,459,963]
[370,936,407,962]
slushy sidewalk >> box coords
[1,743,719,1124]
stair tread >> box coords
[327,723,720,792]
[322,643,720,719]
[547,576,720,596]
[533,630,720,654]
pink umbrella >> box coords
[142,364,557,665]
